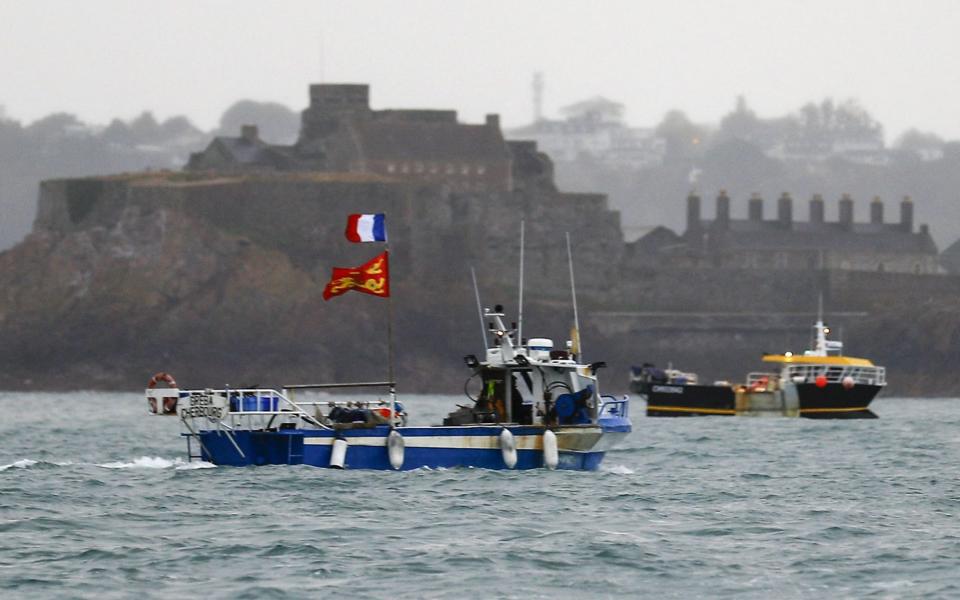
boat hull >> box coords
[794,382,881,419]
[192,423,628,471]
[639,382,880,418]
[642,383,736,417]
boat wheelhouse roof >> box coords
[762,354,875,367]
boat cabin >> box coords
[444,306,605,427]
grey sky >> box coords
[1,0,958,140]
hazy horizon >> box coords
[2,0,959,141]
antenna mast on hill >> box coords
[533,72,544,122]
[318,32,326,82]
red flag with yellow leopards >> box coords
[322,251,390,300]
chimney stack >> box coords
[241,124,259,143]
[900,196,914,232]
[715,190,730,229]
[870,196,884,225]
[748,193,763,222]
[778,192,793,229]
[810,193,825,224]
[485,113,500,130]
[686,191,702,232]
[839,193,854,231]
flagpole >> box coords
[385,242,396,425]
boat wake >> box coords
[601,464,635,475]
[1,457,216,472]
[98,456,217,470]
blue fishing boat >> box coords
[145,305,631,470]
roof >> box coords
[942,238,960,257]
[212,137,268,164]
[762,354,875,366]
[631,225,681,248]
[354,121,510,161]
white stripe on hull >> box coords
[303,434,543,450]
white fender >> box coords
[542,429,559,470]
[499,428,518,469]
[330,438,348,469]
[387,429,405,470]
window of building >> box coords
[387,163,396,174]
[477,165,487,175]
[446,163,455,175]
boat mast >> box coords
[471,266,488,352]
[517,220,525,347]
[385,236,397,421]
[566,232,582,359]
[813,293,827,356]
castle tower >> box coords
[298,84,372,147]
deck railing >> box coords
[746,364,886,389]
[599,395,630,419]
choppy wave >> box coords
[1,393,959,599]
[0,458,38,471]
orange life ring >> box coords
[147,372,178,389]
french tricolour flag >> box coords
[345,213,387,243]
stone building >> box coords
[638,191,939,274]
[187,83,552,193]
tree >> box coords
[894,129,944,152]
[718,95,761,143]
[25,113,86,141]
[655,110,706,162]
[218,100,299,144]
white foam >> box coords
[174,461,217,470]
[601,464,635,475]
[98,456,185,470]
[0,459,38,471]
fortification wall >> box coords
[34,174,624,300]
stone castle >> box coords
[187,84,554,194]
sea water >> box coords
[1,392,958,599]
